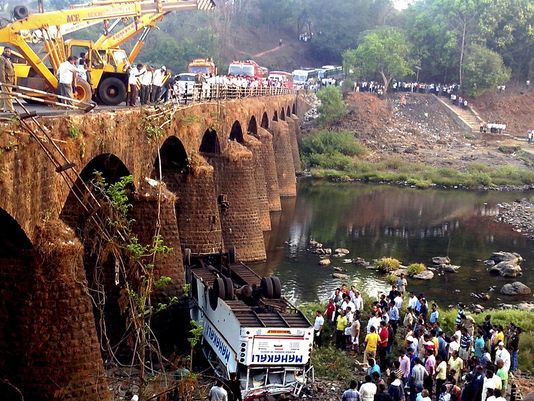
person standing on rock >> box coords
[0,47,16,112]
[396,273,408,294]
[508,326,521,372]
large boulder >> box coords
[489,261,523,277]
[319,258,331,266]
[487,251,523,265]
[413,270,434,280]
[500,282,532,296]
[332,272,349,280]
[432,256,451,265]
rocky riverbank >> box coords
[496,199,534,239]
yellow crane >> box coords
[0,0,215,105]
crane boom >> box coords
[0,0,215,105]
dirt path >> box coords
[253,43,286,58]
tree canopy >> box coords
[343,28,413,92]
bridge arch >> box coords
[272,110,278,121]
[292,103,297,115]
[200,128,221,154]
[287,106,291,117]
[280,108,286,121]
[60,153,134,363]
[0,207,33,400]
[153,136,189,178]
[261,112,269,129]
[247,115,258,136]
[229,120,244,143]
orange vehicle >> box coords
[187,58,217,75]
[268,71,293,89]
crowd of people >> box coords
[311,279,523,401]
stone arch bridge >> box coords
[0,94,309,400]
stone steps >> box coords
[434,96,484,133]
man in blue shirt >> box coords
[388,301,400,335]
[474,330,485,361]
[429,303,439,325]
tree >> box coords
[463,45,511,96]
[316,86,347,124]
[343,28,413,92]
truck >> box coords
[187,58,217,75]
[0,0,215,105]
[228,60,264,80]
[185,249,314,399]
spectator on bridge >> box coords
[57,55,78,105]
[151,65,166,103]
[0,47,16,112]
[140,64,153,105]
[127,64,144,106]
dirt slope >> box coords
[472,91,534,137]
[338,92,531,170]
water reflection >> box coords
[253,181,533,306]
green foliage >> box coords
[68,125,81,139]
[155,276,173,290]
[406,263,426,276]
[316,87,347,124]
[311,345,357,381]
[300,129,365,172]
[344,28,413,91]
[463,45,511,96]
[376,257,401,273]
[188,320,204,348]
[106,175,134,217]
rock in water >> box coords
[333,266,344,272]
[489,261,523,277]
[413,270,434,280]
[334,248,350,255]
[438,264,460,273]
[342,259,353,264]
[500,282,532,296]
[487,251,523,265]
[432,256,451,265]
[332,272,349,279]
[319,259,331,266]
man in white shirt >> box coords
[313,310,324,347]
[57,56,78,105]
[359,375,377,401]
[151,65,166,103]
[208,379,228,401]
[341,296,356,313]
[127,64,143,106]
[139,65,152,105]
[408,292,418,310]
[495,342,511,371]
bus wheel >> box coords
[271,276,282,299]
[224,277,235,300]
[261,277,274,299]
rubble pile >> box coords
[496,199,534,240]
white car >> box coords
[172,73,196,101]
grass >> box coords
[307,157,534,188]
[376,257,401,273]
[407,263,426,276]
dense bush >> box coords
[376,257,401,273]
[301,129,366,171]
[407,263,426,276]
[316,87,347,124]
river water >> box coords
[253,181,533,307]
